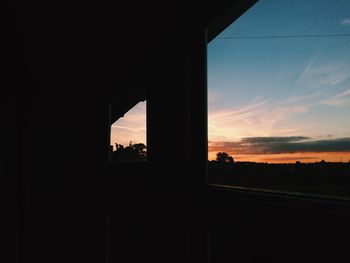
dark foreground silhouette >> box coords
[110,142,147,161]
[209,160,350,198]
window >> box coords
[110,101,147,161]
[208,0,350,198]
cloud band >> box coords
[209,137,350,155]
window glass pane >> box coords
[110,101,147,161]
[208,0,350,198]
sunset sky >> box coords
[110,101,146,148]
[208,0,350,163]
[111,0,350,163]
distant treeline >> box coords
[110,141,147,161]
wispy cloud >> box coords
[208,92,319,141]
[341,18,350,26]
[296,59,350,87]
[209,137,350,155]
[208,96,273,139]
[322,89,350,107]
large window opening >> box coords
[208,0,350,198]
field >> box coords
[208,161,350,198]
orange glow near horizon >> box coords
[208,150,350,163]
[207,1,350,165]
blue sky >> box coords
[208,0,350,162]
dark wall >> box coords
[3,1,206,262]
[3,1,139,262]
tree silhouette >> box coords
[110,141,147,161]
[216,152,234,163]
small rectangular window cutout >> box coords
[110,101,147,161]
[208,0,350,198]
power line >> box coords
[216,34,350,39]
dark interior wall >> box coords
[3,1,128,262]
[19,99,109,262]
[2,98,22,262]
[3,1,207,262]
